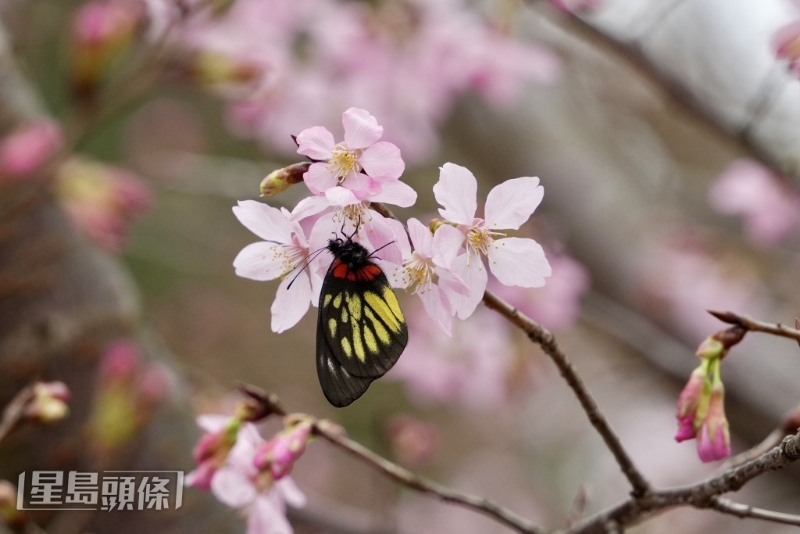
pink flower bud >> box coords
[674,364,707,442]
[259,163,309,197]
[0,120,63,181]
[696,383,731,462]
[71,0,144,93]
[189,417,242,489]
[24,381,71,423]
[254,420,312,480]
[55,158,151,252]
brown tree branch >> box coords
[710,496,800,527]
[481,290,651,497]
[566,431,800,533]
[708,310,800,343]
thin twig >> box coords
[239,386,545,534]
[708,310,800,343]
[710,496,800,528]
[0,384,35,444]
[482,290,651,497]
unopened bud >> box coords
[71,0,144,96]
[24,381,71,423]
[260,162,310,197]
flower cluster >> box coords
[234,107,552,336]
[170,0,560,162]
[187,410,311,534]
[674,327,745,462]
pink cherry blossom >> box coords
[207,421,306,534]
[390,218,468,336]
[708,158,800,245]
[296,107,405,206]
[232,200,323,333]
[433,163,551,319]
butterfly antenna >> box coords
[286,246,329,289]
[367,240,396,260]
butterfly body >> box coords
[317,235,408,407]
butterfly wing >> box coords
[316,257,408,406]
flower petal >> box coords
[211,467,256,508]
[418,284,453,336]
[359,141,405,179]
[271,274,312,333]
[276,477,307,508]
[303,162,338,195]
[233,200,293,243]
[487,237,551,287]
[296,126,335,160]
[291,195,333,222]
[368,179,417,207]
[196,414,229,432]
[485,177,543,230]
[342,107,383,149]
[344,171,381,198]
[248,495,293,534]
[431,223,465,268]
[325,186,360,206]
[436,266,470,297]
[407,218,433,257]
[433,163,477,225]
[448,254,488,319]
[233,242,285,281]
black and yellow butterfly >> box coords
[316,230,408,407]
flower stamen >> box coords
[465,225,506,258]
[327,145,360,183]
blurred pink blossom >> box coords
[174,0,559,163]
[55,158,152,252]
[491,252,589,331]
[253,419,313,480]
[384,414,440,469]
[209,421,306,534]
[433,163,551,319]
[389,301,521,410]
[71,0,143,91]
[187,415,243,490]
[637,234,769,341]
[0,119,63,181]
[709,158,800,245]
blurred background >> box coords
[3,0,800,532]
